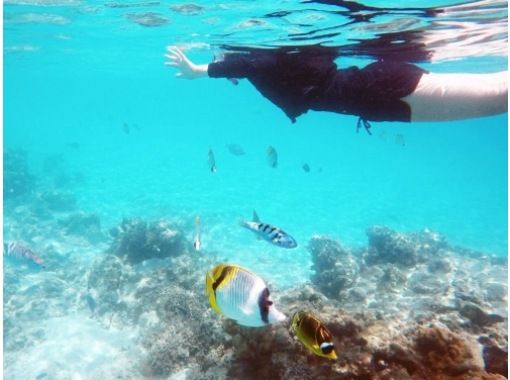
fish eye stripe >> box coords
[212,266,231,291]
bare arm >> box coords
[165,46,209,79]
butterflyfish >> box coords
[291,311,337,360]
[205,264,287,327]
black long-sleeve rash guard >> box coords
[207,51,426,123]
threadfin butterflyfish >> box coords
[291,311,337,360]
[240,210,297,249]
[205,264,287,327]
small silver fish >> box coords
[3,242,45,268]
[123,122,130,135]
[193,215,201,251]
[240,210,297,249]
[226,144,245,156]
[208,148,217,173]
[266,146,278,168]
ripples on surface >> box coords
[4,0,508,70]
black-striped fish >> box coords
[205,264,287,327]
[291,311,337,360]
[240,210,297,249]
[3,241,45,268]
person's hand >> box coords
[165,46,208,79]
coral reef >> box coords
[108,218,187,264]
[364,225,448,267]
[309,236,358,300]
[4,216,507,380]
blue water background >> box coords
[4,0,508,287]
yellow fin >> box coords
[205,271,222,315]
[205,264,241,315]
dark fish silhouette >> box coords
[208,148,217,173]
[226,144,245,156]
[302,163,310,173]
[266,146,278,168]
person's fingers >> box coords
[168,46,185,60]
[164,62,179,66]
[164,54,180,62]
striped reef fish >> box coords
[240,210,297,249]
[205,264,287,327]
[3,241,45,268]
[291,311,337,360]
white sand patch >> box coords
[4,315,144,380]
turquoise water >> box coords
[3,0,508,378]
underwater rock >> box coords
[308,236,358,300]
[365,226,449,268]
[58,212,103,243]
[3,148,36,201]
[365,225,419,267]
[109,218,186,264]
[479,338,508,376]
[459,302,505,327]
[427,257,452,274]
[413,326,483,378]
[484,282,507,302]
[407,272,447,295]
[377,265,407,293]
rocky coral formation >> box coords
[4,215,507,380]
[365,225,448,267]
[309,236,359,300]
[108,218,187,264]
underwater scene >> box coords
[3,0,508,379]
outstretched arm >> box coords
[165,46,209,79]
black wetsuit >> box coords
[208,51,426,123]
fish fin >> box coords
[205,272,223,315]
[252,210,260,223]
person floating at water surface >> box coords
[165,45,507,132]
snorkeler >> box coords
[164,46,507,130]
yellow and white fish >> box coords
[291,311,337,359]
[193,215,201,251]
[205,264,287,327]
